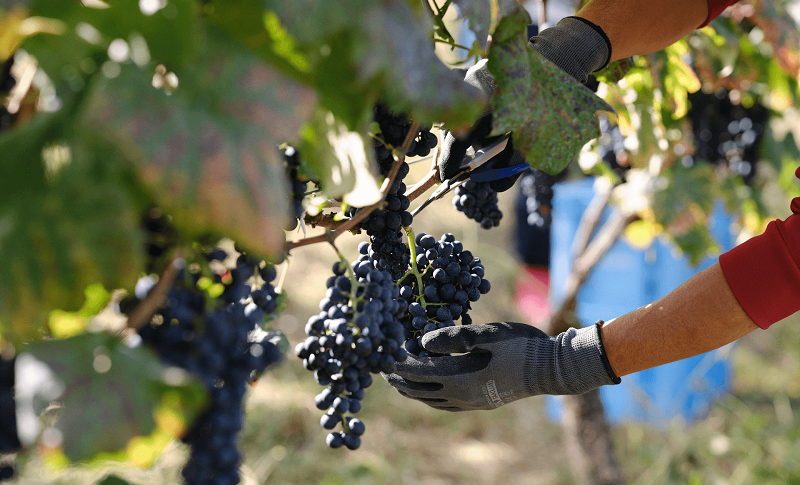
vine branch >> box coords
[287,123,420,251]
[125,251,184,331]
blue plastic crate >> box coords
[545,177,735,426]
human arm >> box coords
[601,262,758,376]
[577,0,709,62]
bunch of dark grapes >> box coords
[514,169,558,267]
[397,233,490,356]
[1,56,16,133]
[141,207,178,274]
[452,180,503,229]
[283,146,309,231]
[0,464,13,482]
[518,169,556,230]
[128,249,282,485]
[295,259,408,450]
[348,167,414,281]
[346,105,438,281]
[687,88,768,184]
[0,352,19,483]
[372,103,438,176]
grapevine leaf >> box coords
[89,26,317,258]
[357,2,484,128]
[0,6,29,61]
[451,0,521,49]
[298,109,382,206]
[487,11,612,174]
[746,0,800,78]
[0,112,144,343]
[202,0,311,83]
[594,58,636,85]
[264,0,484,129]
[653,163,716,227]
[97,476,133,485]
[48,284,111,339]
[673,223,720,266]
[21,0,199,99]
[17,333,207,462]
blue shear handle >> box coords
[469,159,530,182]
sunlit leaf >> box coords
[450,0,520,49]
[747,0,800,78]
[299,109,382,206]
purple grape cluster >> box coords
[130,249,283,485]
[398,233,491,356]
[0,56,15,133]
[452,180,503,229]
[519,169,555,230]
[687,88,768,184]
[373,103,438,176]
[0,351,19,482]
[348,163,413,282]
[295,259,408,449]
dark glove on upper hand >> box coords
[437,59,523,193]
[383,321,620,412]
[438,17,611,193]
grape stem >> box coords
[287,123,420,250]
[125,250,185,330]
[403,227,427,308]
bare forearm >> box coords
[601,262,758,377]
[578,0,709,61]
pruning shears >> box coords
[410,135,529,216]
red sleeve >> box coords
[718,167,800,329]
[700,0,740,27]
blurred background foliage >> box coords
[1,0,800,483]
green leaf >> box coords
[21,0,200,101]
[48,283,111,339]
[265,0,485,129]
[203,0,311,82]
[0,109,144,343]
[594,58,635,85]
[673,222,719,266]
[88,26,317,258]
[17,333,207,462]
[653,163,716,227]
[97,475,133,485]
[747,0,800,78]
[450,0,521,49]
[487,11,612,174]
[298,109,382,206]
[357,2,484,127]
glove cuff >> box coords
[527,322,621,396]
[594,320,622,384]
[528,16,612,83]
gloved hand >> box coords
[438,17,612,193]
[383,321,620,411]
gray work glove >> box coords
[384,321,620,412]
[438,16,611,192]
